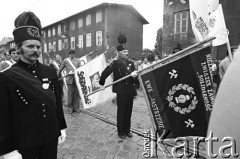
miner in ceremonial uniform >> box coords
[0,11,67,159]
[99,32,138,139]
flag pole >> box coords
[226,37,233,61]
[87,36,216,96]
[58,72,75,81]
[219,4,233,61]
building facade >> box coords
[162,0,196,56]
[162,0,240,59]
[41,3,148,64]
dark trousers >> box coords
[67,83,80,110]
[19,138,58,159]
[116,94,134,135]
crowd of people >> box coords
[212,45,238,94]
[0,9,240,159]
[0,10,143,158]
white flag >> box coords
[208,0,219,14]
[74,54,115,109]
[79,55,87,66]
[189,0,209,42]
[208,4,228,46]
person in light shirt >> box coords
[0,48,19,72]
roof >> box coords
[43,3,149,29]
[0,37,14,46]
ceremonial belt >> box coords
[52,61,68,91]
[5,60,14,66]
[4,64,56,107]
[52,61,59,69]
[66,58,77,70]
[0,61,14,73]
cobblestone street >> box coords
[58,90,206,159]
[57,90,166,159]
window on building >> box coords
[58,39,62,51]
[174,11,188,40]
[96,10,102,23]
[78,18,83,28]
[86,14,91,26]
[44,43,47,53]
[70,21,75,31]
[71,36,75,49]
[48,29,51,37]
[63,39,68,49]
[43,31,46,38]
[96,31,102,46]
[48,42,52,52]
[78,35,83,48]
[52,27,55,36]
[86,33,91,47]
[58,24,61,35]
[63,24,67,32]
[52,41,56,52]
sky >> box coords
[0,0,163,49]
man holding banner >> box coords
[99,33,138,139]
[58,49,81,114]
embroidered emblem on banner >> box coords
[27,27,40,38]
[185,119,195,128]
[169,69,178,79]
[166,84,198,114]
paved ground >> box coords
[58,89,206,159]
[58,90,167,159]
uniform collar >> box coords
[18,59,39,69]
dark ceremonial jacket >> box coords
[99,58,137,96]
[0,60,67,155]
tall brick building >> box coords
[162,0,240,59]
[41,3,148,64]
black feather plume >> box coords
[117,32,127,44]
[14,11,42,32]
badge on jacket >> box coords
[42,78,49,89]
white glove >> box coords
[58,129,66,144]
[131,71,138,78]
[1,150,22,159]
[99,85,105,91]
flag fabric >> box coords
[189,0,209,42]
[139,46,213,138]
[74,54,115,109]
[79,55,88,66]
[207,0,219,14]
[190,0,228,46]
[208,4,228,46]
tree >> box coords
[154,28,163,59]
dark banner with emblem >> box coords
[139,46,213,138]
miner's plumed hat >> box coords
[13,11,42,45]
[117,32,127,52]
